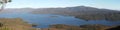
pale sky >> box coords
[5,0,120,10]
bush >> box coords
[0,23,3,27]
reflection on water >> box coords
[0,13,120,28]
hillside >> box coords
[31,6,120,21]
[1,6,120,21]
[0,18,37,30]
[41,24,116,30]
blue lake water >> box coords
[0,13,120,28]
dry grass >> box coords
[0,18,37,30]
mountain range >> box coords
[1,6,120,21]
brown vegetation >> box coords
[41,24,115,30]
[0,18,37,30]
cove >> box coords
[0,13,120,28]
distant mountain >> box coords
[0,8,35,13]
[31,6,120,21]
[0,6,120,21]
[32,6,119,14]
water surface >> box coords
[0,13,120,28]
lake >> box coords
[0,13,120,28]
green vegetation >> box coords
[75,13,120,21]
[46,24,113,30]
[79,24,112,30]
[48,24,81,30]
[0,18,37,30]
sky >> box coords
[5,0,120,10]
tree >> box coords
[0,0,11,11]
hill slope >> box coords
[0,18,37,30]
[32,6,120,21]
[1,6,120,21]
